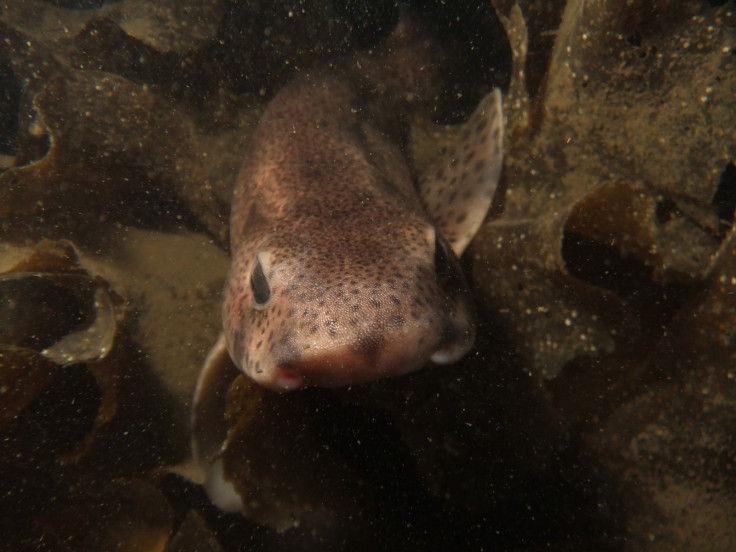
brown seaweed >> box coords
[1,0,736,550]
[0,240,120,439]
[476,0,736,379]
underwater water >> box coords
[1,1,736,550]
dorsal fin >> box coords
[418,89,504,256]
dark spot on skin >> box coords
[355,334,382,355]
[456,213,467,224]
[231,330,246,368]
[310,325,319,334]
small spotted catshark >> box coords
[191,16,504,514]
[197,19,504,395]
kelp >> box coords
[475,0,736,379]
[0,240,120,446]
[1,0,735,550]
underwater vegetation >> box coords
[1,0,735,550]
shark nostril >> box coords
[354,332,383,356]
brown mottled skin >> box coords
[223,46,478,391]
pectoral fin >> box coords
[191,333,243,513]
[419,89,504,256]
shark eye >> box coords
[434,234,452,285]
[250,258,271,308]
[434,233,462,291]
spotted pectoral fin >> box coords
[191,332,244,512]
[419,89,504,256]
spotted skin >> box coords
[193,21,505,393]
[420,89,504,255]
[220,65,486,392]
